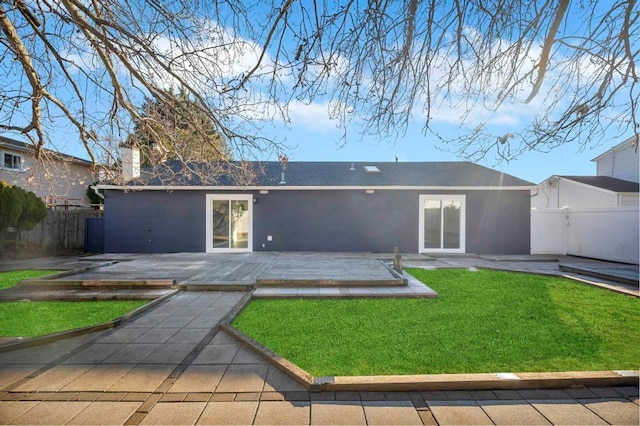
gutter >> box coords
[95,184,537,192]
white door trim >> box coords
[205,194,253,253]
[418,194,466,253]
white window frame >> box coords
[205,194,253,253]
[418,194,466,254]
[2,152,24,172]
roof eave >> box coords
[96,184,536,191]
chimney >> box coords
[279,154,288,185]
[122,145,140,180]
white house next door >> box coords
[418,194,466,253]
[206,194,253,253]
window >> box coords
[3,153,23,171]
[419,195,466,253]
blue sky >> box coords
[3,1,634,185]
[258,116,627,185]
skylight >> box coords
[364,165,381,173]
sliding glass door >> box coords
[206,195,252,252]
[419,195,465,253]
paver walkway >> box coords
[1,254,638,424]
[1,290,638,425]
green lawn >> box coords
[0,270,61,290]
[0,270,146,337]
[233,269,639,376]
[0,300,147,337]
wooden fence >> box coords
[19,209,104,251]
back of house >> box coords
[97,153,534,254]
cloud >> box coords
[287,101,341,133]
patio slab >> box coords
[311,401,367,425]
[579,398,640,425]
[475,400,551,425]
[197,401,259,425]
[253,400,311,425]
[140,401,206,425]
[361,400,423,425]
[528,399,608,425]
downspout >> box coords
[90,185,104,200]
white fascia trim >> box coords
[96,184,535,191]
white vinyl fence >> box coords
[531,206,639,264]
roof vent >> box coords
[350,162,355,171]
[364,165,381,174]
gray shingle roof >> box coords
[136,160,534,187]
[0,136,93,165]
[559,176,639,193]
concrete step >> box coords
[17,278,177,289]
[559,264,639,286]
[256,278,406,287]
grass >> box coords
[0,270,146,337]
[0,300,147,337]
[233,269,639,376]
[0,270,62,290]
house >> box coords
[96,147,534,254]
[0,136,96,207]
[531,136,639,209]
[530,135,639,264]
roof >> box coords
[121,160,534,188]
[591,135,639,162]
[557,175,639,193]
[0,136,93,166]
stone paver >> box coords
[169,365,228,393]
[192,344,240,364]
[580,398,640,425]
[197,401,259,425]
[67,401,141,425]
[61,364,135,392]
[108,364,177,392]
[311,401,367,425]
[13,365,93,392]
[62,343,125,364]
[9,401,90,425]
[362,400,423,425]
[0,365,40,390]
[140,401,207,425]
[215,364,269,393]
[426,401,493,425]
[253,400,311,425]
[0,402,39,424]
[263,366,307,393]
[477,400,551,425]
[529,399,608,425]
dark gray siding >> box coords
[104,191,206,252]
[464,190,530,254]
[253,190,415,252]
[253,189,530,254]
[104,189,530,254]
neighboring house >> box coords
[531,175,639,208]
[0,136,96,207]
[530,135,639,264]
[593,135,639,183]
[532,135,639,209]
[96,147,534,254]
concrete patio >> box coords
[0,253,638,424]
[0,291,638,425]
